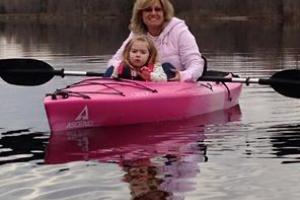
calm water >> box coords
[0,20,300,200]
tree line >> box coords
[0,0,299,23]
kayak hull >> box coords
[45,105,242,164]
[44,78,242,131]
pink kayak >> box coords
[44,77,242,132]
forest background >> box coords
[0,0,299,24]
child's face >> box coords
[129,41,150,68]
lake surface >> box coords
[0,20,300,200]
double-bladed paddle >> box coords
[0,58,299,98]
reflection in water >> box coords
[0,20,130,57]
[0,129,49,165]
[268,124,300,164]
[121,154,199,200]
[1,105,300,198]
[45,106,241,199]
[1,20,300,66]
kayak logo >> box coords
[66,105,94,129]
[75,106,89,121]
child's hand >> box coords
[139,67,151,81]
[140,66,152,73]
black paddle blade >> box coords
[270,69,300,98]
[0,58,55,86]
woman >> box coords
[105,0,205,82]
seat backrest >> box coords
[202,55,208,76]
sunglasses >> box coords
[143,7,163,13]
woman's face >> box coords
[142,0,165,31]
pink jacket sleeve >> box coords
[177,29,204,82]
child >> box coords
[111,35,167,82]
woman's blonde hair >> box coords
[129,0,174,34]
[123,35,158,66]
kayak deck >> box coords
[44,77,242,131]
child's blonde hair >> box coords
[122,35,158,66]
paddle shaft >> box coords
[199,76,299,86]
[199,73,300,98]
[3,68,104,77]
[11,69,286,85]
[60,70,104,77]
[57,70,297,87]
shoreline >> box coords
[0,13,289,25]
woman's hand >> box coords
[168,69,181,81]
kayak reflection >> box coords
[45,105,241,164]
[45,105,241,199]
